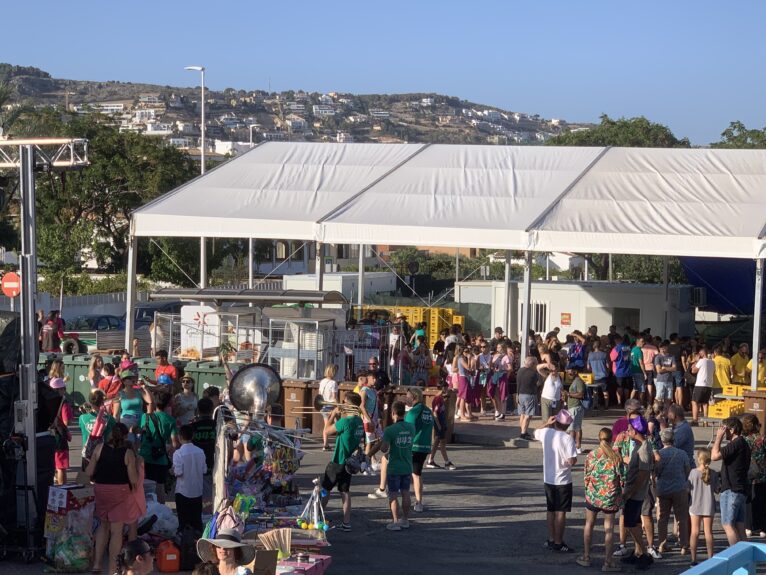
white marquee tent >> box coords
[127,142,766,387]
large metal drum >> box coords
[228,363,281,417]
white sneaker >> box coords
[576,448,583,455]
[398,519,410,529]
[647,546,662,560]
[368,488,387,500]
[425,460,440,469]
[746,529,753,538]
[413,502,424,512]
[386,522,401,531]
[612,544,630,557]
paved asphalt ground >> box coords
[2,408,763,574]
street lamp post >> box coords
[185,65,207,287]
[249,124,257,148]
[184,66,206,174]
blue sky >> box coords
[4,0,765,144]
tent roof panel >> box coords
[132,141,424,238]
[130,143,766,258]
[534,148,766,245]
[319,145,605,247]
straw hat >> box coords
[197,528,255,565]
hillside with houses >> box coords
[1,64,592,160]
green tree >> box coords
[712,121,766,148]
[547,114,691,148]
[0,81,32,250]
[18,109,200,282]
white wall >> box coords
[0,291,150,320]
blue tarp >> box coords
[681,258,764,315]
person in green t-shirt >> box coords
[370,401,415,531]
[320,392,364,531]
[138,392,179,503]
[564,369,586,453]
[79,389,117,469]
[404,387,434,513]
[630,336,648,406]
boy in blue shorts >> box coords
[369,401,415,531]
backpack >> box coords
[178,526,201,571]
[143,413,168,462]
[41,321,60,351]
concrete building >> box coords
[312,105,336,117]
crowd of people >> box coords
[320,317,766,572]
[536,406,766,571]
[40,311,766,574]
[43,349,221,574]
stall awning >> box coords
[149,288,348,306]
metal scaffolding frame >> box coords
[0,138,89,529]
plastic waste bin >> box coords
[309,382,325,436]
[282,380,311,431]
[744,389,766,436]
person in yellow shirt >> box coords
[746,349,766,386]
[730,343,750,384]
[713,346,732,389]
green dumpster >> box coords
[61,354,92,407]
[132,358,157,381]
[37,352,61,371]
[194,361,229,395]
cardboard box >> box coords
[46,484,94,514]
[247,549,278,575]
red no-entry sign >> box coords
[1,272,21,298]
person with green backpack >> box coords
[139,391,179,503]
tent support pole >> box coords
[316,242,324,291]
[124,235,138,350]
[504,250,511,334]
[248,238,254,289]
[358,244,365,319]
[663,257,669,338]
[520,251,532,358]
[608,254,613,282]
[752,258,764,391]
[18,145,39,523]
[455,249,459,286]
[199,237,207,288]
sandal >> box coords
[576,556,592,567]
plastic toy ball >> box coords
[301,523,309,530]
[322,524,330,532]
[316,522,324,530]
[296,518,303,526]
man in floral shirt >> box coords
[578,427,624,570]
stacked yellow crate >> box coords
[708,400,745,419]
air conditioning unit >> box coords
[691,287,707,307]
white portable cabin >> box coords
[455,280,695,339]
[282,272,396,304]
